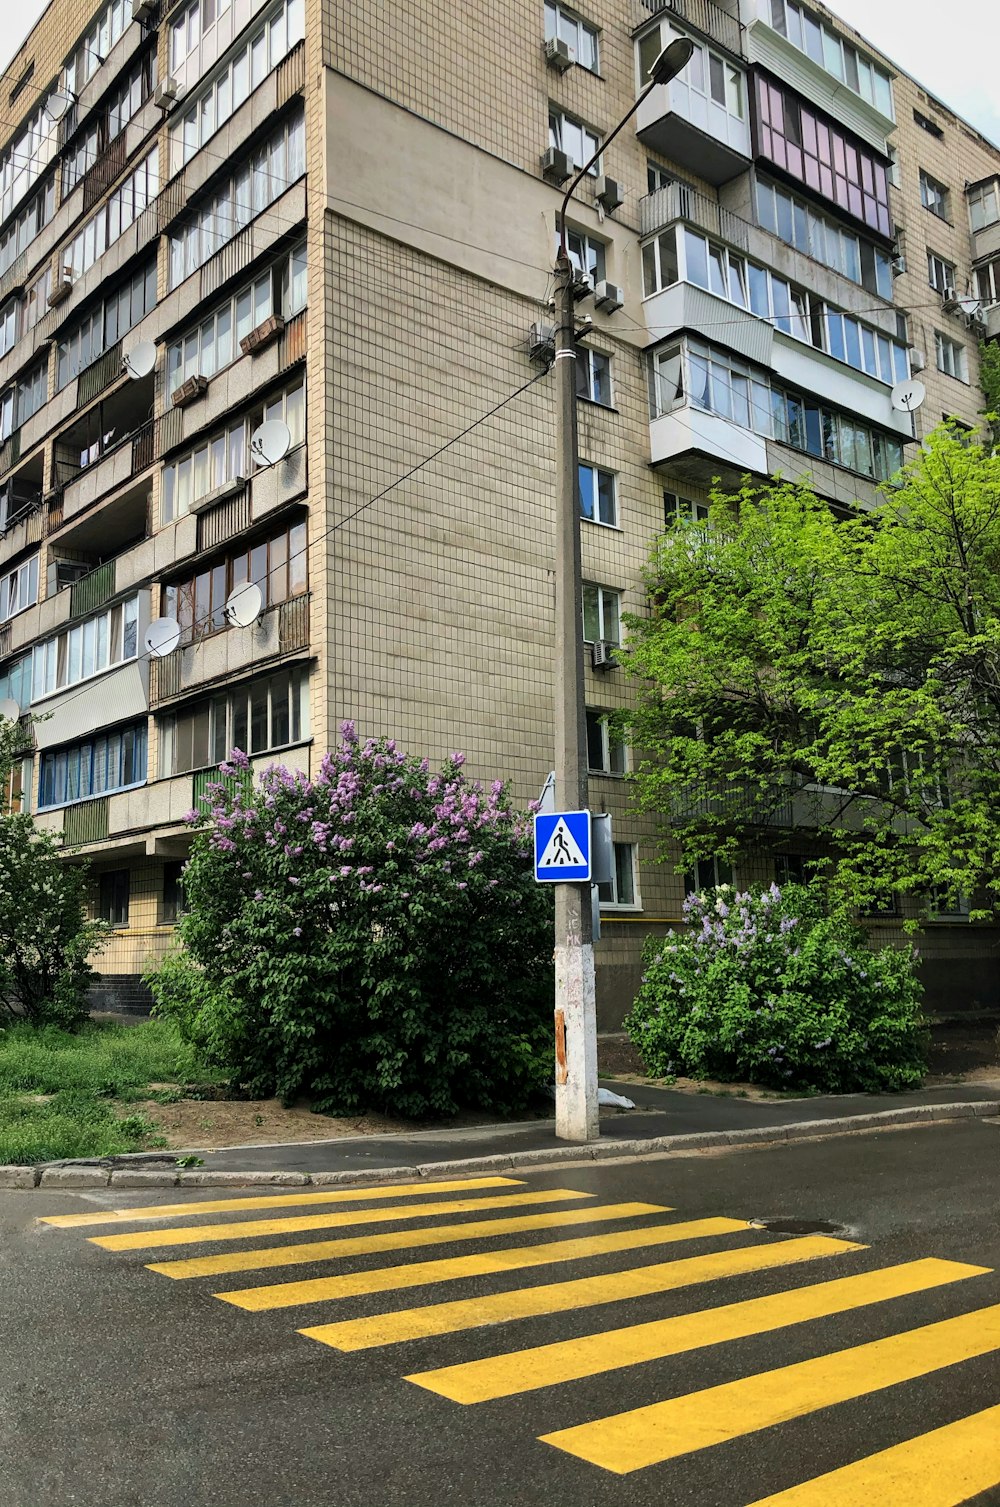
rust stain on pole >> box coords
[555,1009,568,1084]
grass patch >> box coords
[0,1019,212,1096]
[0,1091,165,1164]
[0,1019,222,1163]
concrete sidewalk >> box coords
[184,1077,1000,1175]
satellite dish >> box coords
[224,581,263,628]
[0,697,20,722]
[957,295,981,319]
[144,617,181,658]
[45,90,75,122]
[249,419,291,468]
[122,340,156,380]
[890,378,926,413]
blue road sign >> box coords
[534,809,592,883]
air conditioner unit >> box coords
[47,267,73,307]
[891,254,907,276]
[540,147,573,184]
[594,280,623,312]
[544,37,574,71]
[591,640,617,671]
[908,346,926,372]
[942,287,959,310]
[154,77,179,109]
[595,175,624,213]
[528,322,555,365]
[131,0,157,22]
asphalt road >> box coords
[4,1120,1000,1507]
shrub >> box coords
[0,816,107,1028]
[0,1090,162,1164]
[148,727,553,1118]
[624,882,927,1093]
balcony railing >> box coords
[636,0,743,56]
[640,180,751,249]
[78,341,124,407]
[70,558,117,619]
[63,796,110,847]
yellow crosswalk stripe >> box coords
[39,1176,524,1228]
[148,1202,669,1280]
[540,1299,1000,1474]
[298,1233,861,1349]
[219,1215,754,1313]
[745,1400,1000,1506]
[408,1258,987,1404]
[89,1188,590,1251]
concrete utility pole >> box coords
[551,35,694,1143]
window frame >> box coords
[575,346,612,406]
[578,463,618,529]
[598,841,640,909]
[585,707,627,776]
[548,104,601,175]
[935,330,966,381]
[684,854,733,895]
[920,170,949,221]
[543,1,599,72]
[582,583,621,646]
[98,868,130,928]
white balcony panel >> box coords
[770,332,912,438]
[643,282,775,366]
[172,0,273,100]
[636,82,751,186]
[742,17,894,153]
[650,405,768,473]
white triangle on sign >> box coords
[538,817,587,869]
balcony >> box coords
[635,16,751,184]
[636,0,743,57]
[149,592,311,706]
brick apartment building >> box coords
[0,0,999,1022]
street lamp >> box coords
[550,34,694,1144]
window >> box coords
[913,109,943,139]
[685,855,733,894]
[169,0,235,73]
[170,0,305,171]
[548,106,600,174]
[755,76,891,237]
[98,869,130,927]
[31,597,139,701]
[63,56,155,197]
[167,112,305,290]
[775,854,816,886]
[576,348,611,405]
[0,299,16,359]
[65,0,130,94]
[639,25,745,126]
[976,258,1000,308]
[161,860,187,924]
[0,180,54,281]
[757,1,893,115]
[0,554,38,622]
[598,842,638,907]
[64,151,159,282]
[927,888,970,921]
[565,229,606,285]
[167,269,272,395]
[647,162,673,194]
[2,757,31,816]
[969,178,1000,232]
[163,520,307,642]
[887,146,900,189]
[756,177,892,297]
[103,258,158,348]
[0,656,31,714]
[578,465,616,527]
[927,252,956,295]
[0,361,48,442]
[586,708,626,775]
[281,239,307,316]
[0,96,60,225]
[935,331,966,380]
[23,267,52,335]
[582,584,621,645]
[920,170,948,220]
[39,723,147,808]
[664,491,709,526]
[161,377,305,522]
[544,2,598,70]
[161,666,308,774]
[642,227,680,296]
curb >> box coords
[4,1101,997,1190]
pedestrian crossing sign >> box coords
[533,810,591,883]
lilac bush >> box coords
[624,882,926,1092]
[148,725,553,1117]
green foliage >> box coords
[0,1091,163,1164]
[625,884,927,1092]
[618,425,1000,918]
[978,341,1000,419]
[0,1019,203,1095]
[148,730,553,1119]
[0,814,107,1026]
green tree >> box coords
[0,717,106,1025]
[618,423,1000,919]
[148,728,553,1118]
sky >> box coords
[1,0,998,146]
